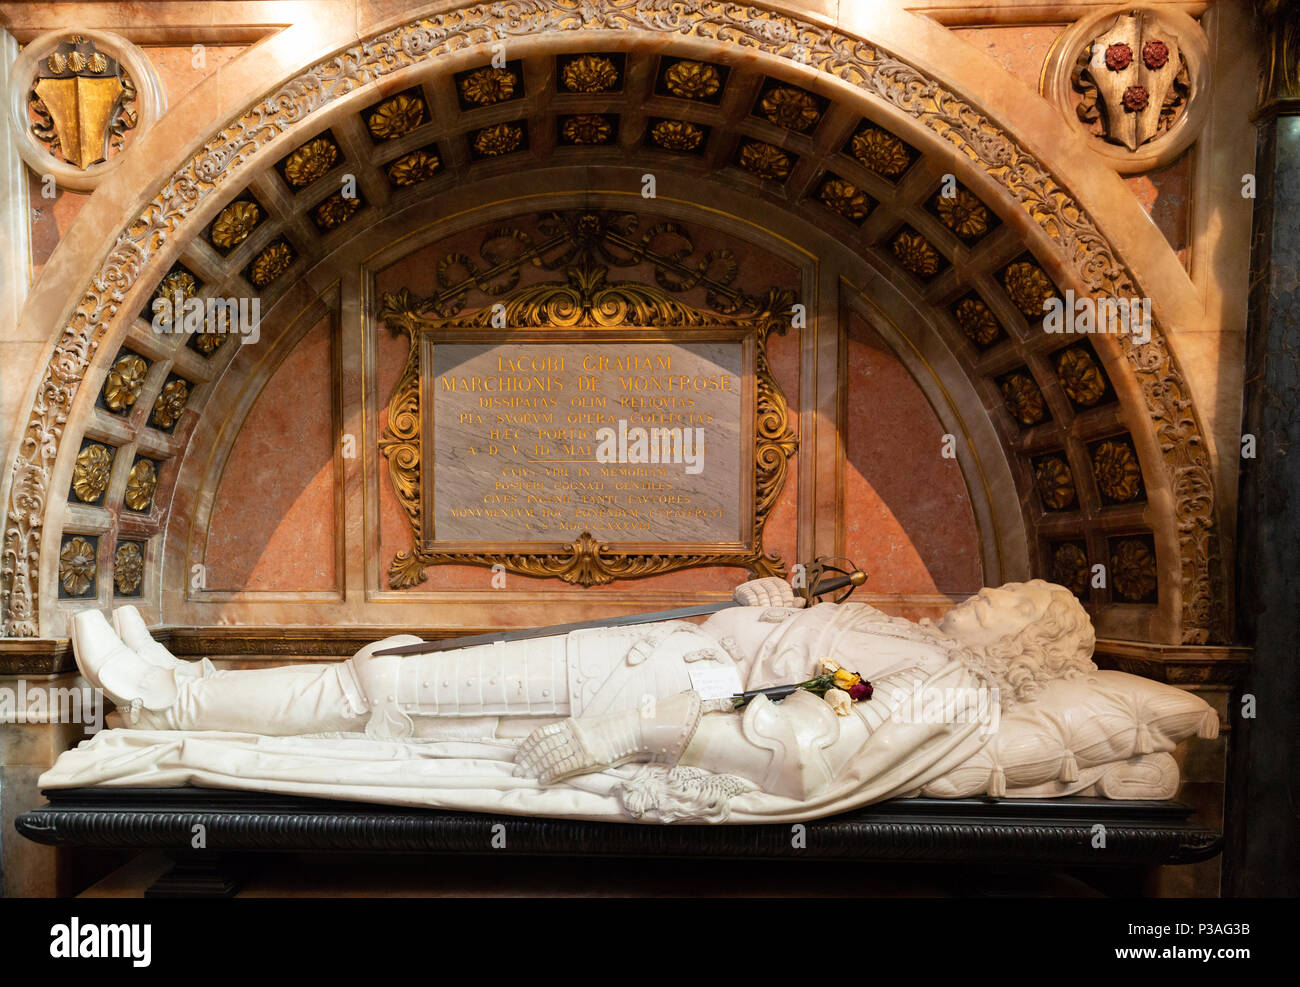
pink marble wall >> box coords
[952,25,1063,92]
[1124,152,1192,269]
[842,315,981,596]
[204,316,337,592]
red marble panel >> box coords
[204,317,337,591]
[842,316,981,596]
[1123,151,1192,269]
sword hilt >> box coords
[803,557,868,604]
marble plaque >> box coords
[425,338,749,545]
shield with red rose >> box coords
[1085,12,1182,151]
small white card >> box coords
[688,665,744,701]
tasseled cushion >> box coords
[1058,749,1079,783]
[988,764,1007,797]
[1134,722,1154,755]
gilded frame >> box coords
[377,216,798,589]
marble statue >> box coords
[53,578,1219,823]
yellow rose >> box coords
[833,669,860,690]
[824,688,852,716]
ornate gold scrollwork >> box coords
[378,210,797,590]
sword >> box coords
[372,562,867,657]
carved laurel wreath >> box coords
[377,210,797,588]
[0,0,1220,643]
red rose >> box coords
[1143,40,1169,70]
[1104,43,1133,71]
[1122,86,1150,111]
[849,680,872,701]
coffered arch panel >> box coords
[0,0,1224,646]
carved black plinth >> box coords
[16,788,1222,879]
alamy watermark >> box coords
[0,679,104,735]
[885,680,1000,739]
[595,418,706,474]
[152,293,261,346]
[1042,290,1151,345]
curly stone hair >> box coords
[957,580,1097,708]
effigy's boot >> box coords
[71,609,181,723]
[113,605,214,679]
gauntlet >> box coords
[514,690,703,784]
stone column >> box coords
[1225,2,1300,898]
[0,27,33,491]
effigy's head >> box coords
[937,580,1096,706]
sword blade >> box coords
[371,571,862,658]
[371,601,736,656]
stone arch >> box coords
[0,1,1223,645]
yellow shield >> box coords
[34,74,123,170]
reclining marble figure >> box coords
[58,578,1220,821]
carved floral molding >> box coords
[0,0,1222,643]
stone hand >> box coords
[732,576,805,609]
[514,691,704,784]
[513,719,599,784]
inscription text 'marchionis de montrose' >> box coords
[430,342,745,544]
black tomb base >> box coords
[16,787,1222,897]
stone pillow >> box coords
[921,670,1219,798]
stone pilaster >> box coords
[1225,0,1300,898]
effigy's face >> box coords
[937,582,1055,651]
